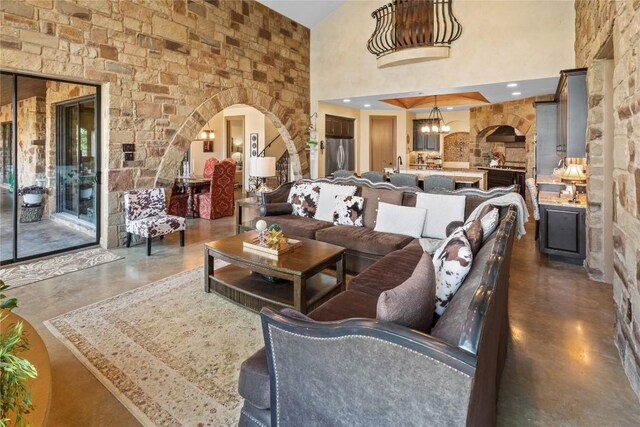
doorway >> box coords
[369,116,396,172]
[226,116,244,197]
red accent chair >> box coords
[196,159,236,219]
[203,156,219,178]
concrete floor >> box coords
[7,217,640,426]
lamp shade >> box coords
[251,156,276,178]
[561,164,586,182]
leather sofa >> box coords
[256,176,517,274]
[237,179,520,426]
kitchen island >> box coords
[398,168,488,190]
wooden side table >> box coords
[235,196,261,234]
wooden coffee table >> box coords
[204,232,346,314]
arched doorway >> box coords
[154,87,308,188]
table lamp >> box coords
[251,156,276,193]
[560,163,586,203]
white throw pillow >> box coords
[432,227,473,315]
[373,202,426,238]
[314,183,357,222]
[481,208,500,242]
[415,193,466,239]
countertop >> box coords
[539,191,587,208]
[477,166,526,173]
[403,167,487,174]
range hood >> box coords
[486,126,525,143]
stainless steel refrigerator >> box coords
[325,138,355,176]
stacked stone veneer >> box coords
[0,0,310,247]
[575,0,640,399]
[443,132,470,162]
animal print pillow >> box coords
[480,207,500,242]
[432,227,473,316]
[333,195,365,227]
[287,182,321,218]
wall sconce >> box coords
[199,129,215,141]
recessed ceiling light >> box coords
[343,99,351,103]
[507,83,518,88]
[364,104,371,108]
[511,91,521,96]
[446,107,453,110]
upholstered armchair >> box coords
[390,173,419,187]
[168,157,219,217]
[423,175,455,191]
[123,188,186,256]
[203,156,219,178]
[196,159,236,219]
[360,171,385,183]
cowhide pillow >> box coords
[433,227,473,316]
[333,195,365,227]
[480,207,500,242]
[287,182,321,218]
[463,219,484,256]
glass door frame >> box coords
[56,95,97,222]
[0,71,102,266]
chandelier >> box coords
[421,96,450,134]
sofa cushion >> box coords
[361,187,403,229]
[416,193,466,239]
[333,195,365,227]
[308,290,378,321]
[256,215,333,240]
[315,183,357,222]
[238,347,271,410]
[433,227,473,316]
[315,225,413,256]
[418,237,444,255]
[349,244,424,297]
[288,182,321,218]
[374,202,426,239]
[463,220,483,256]
[431,234,496,347]
[377,252,437,333]
[480,207,500,242]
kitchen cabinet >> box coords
[556,69,587,157]
[326,115,355,138]
[412,119,440,151]
[481,167,526,200]
[539,203,586,262]
[535,101,562,176]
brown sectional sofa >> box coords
[237,178,520,426]
[256,176,517,274]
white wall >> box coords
[311,1,575,104]
[190,112,225,176]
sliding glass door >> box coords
[0,72,100,265]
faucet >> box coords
[394,156,403,173]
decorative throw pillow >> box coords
[415,193,466,239]
[361,187,404,229]
[480,208,500,242]
[463,220,484,256]
[333,195,365,226]
[374,202,426,239]
[433,227,473,316]
[377,252,437,333]
[287,182,321,218]
[314,183,357,222]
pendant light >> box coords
[421,96,450,134]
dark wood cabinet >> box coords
[326,115,355,138]
[412,119,440,151]
[483,168,526,199]
[539,204,586,262]
[556,69,587,157]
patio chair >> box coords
[196,159,236,219]
[423,175,455,191]
[124,188,185,256]
[360,171,385,183]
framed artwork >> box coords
[203,140,213,152]
[250,133,258,156]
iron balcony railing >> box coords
[367,0,462,58]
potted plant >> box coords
[0,279,37,427]
[16,186,46,206]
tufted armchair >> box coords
[124,188,186,256]
[196,159,236,219]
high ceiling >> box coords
[257,0,345,29]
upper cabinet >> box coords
[556,69,587,157]
[413,119,440,151]
[325,115,355,138]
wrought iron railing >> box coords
[247,135,290,192]
[367,0,462,58]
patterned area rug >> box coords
[0,247,123,289]
[45,265,263,426]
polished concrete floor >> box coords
[7,218,640,426]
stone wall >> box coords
[443,132,470,162]
[0,0,310,247]
[575,0,640,400]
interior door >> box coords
[370,116,395,172]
